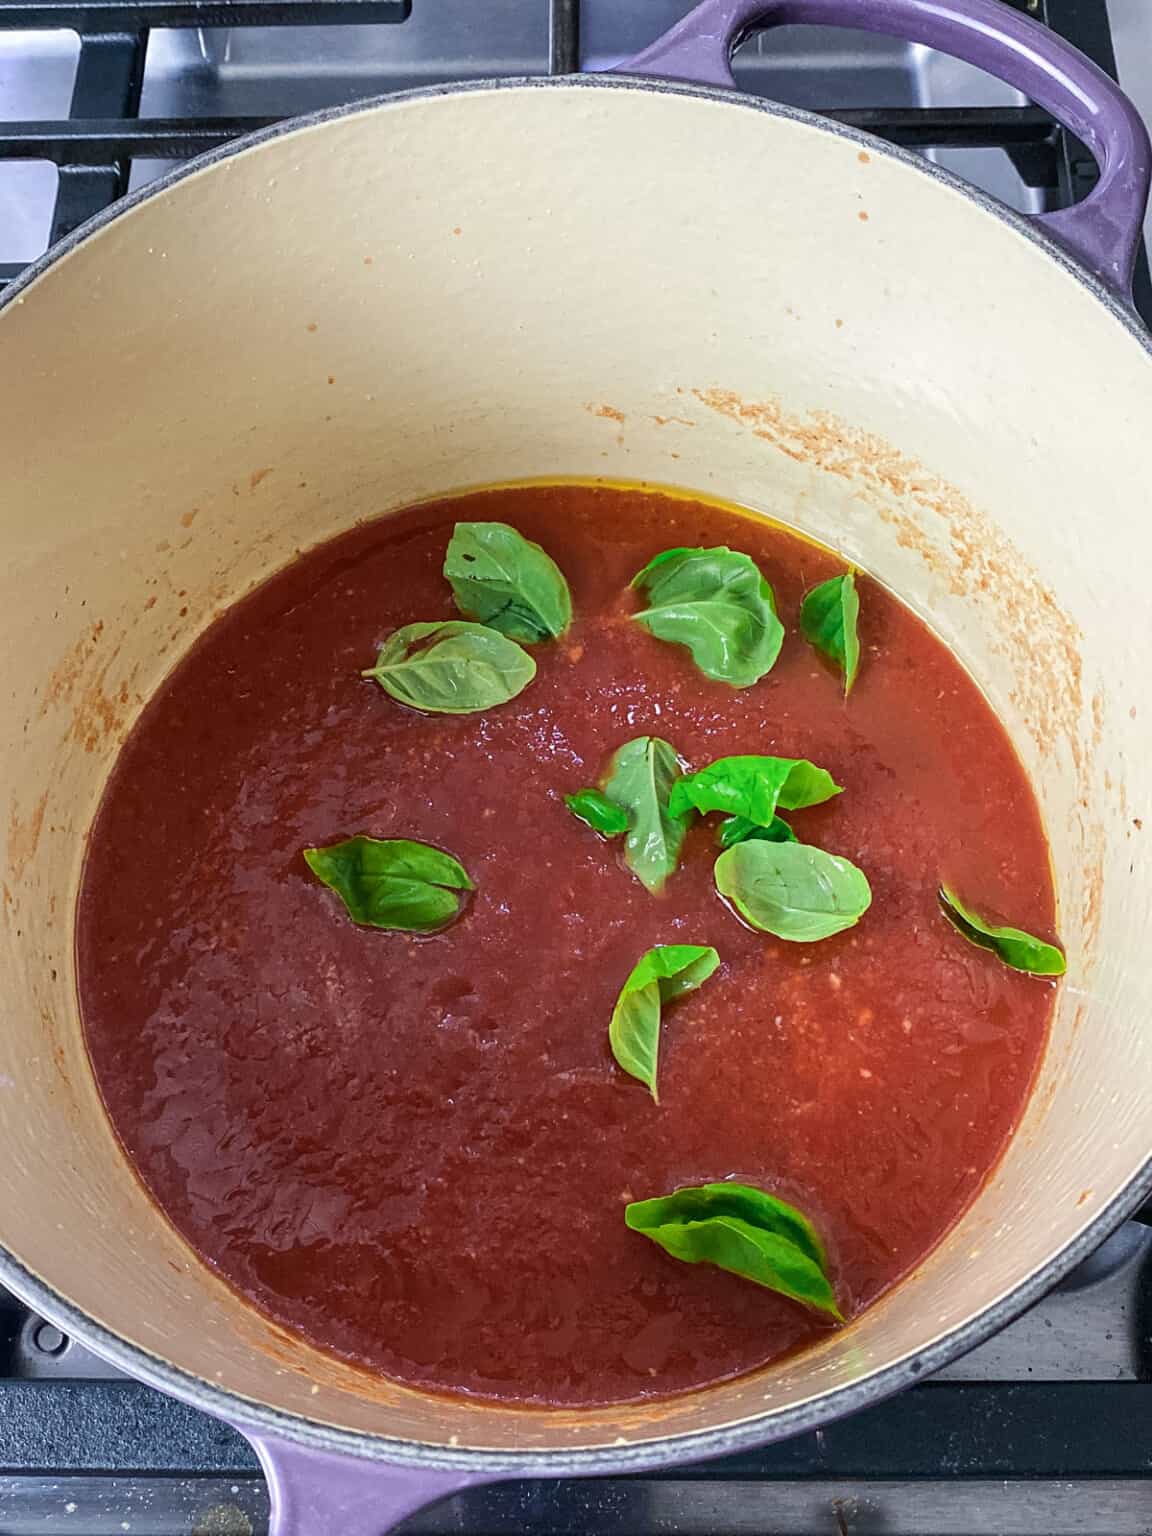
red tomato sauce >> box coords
[77,484,1057,1405]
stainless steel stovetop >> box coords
[2,2,1152,1532]
[0,0,1088,266]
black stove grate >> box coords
[0,0,408,284]
[0,0,1146,305]
[2,1374,1152,1532]
[1,0,1151,1530]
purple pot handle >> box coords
[616,0,1152,301]
[250,1433,491,1535]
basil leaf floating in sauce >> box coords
[669,755,842,826]
[626,1182,843,1321]
[565,788,629,839]
[603,736,690,893]
[631,546,785,687]
[800,570,861,694]
[444,521,572,643]
[609,944,720,1101]
[715,839,871,942]
[362,620,535,714]
[304,836,473,933]
[717,813,797,849]
[939,886,1066,976]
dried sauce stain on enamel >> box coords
[690,386,1102,964]
[690,385,1096,850]
[32,616,136,764]
[38,620,105,719]
[67,652,134,756]
[7,791,47,883]
[77,483,1055,1408]
[689,386,1082,757]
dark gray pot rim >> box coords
[1,71,1149,1479]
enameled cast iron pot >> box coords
[3,0,1152,1529]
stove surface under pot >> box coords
[0,1,1150,1531]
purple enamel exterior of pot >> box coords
[32,3,1146,1532]
[620,0,1151,298]
[251,1437,488,1534]
[247,4,1152,1528]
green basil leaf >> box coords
[715,839,871,942]
[609,944,720,1101]
[717,814,797,849]
[939,886,1066,976]
[634,546,692,576]
[631,546,785,687]
[362,620,535,714]
[669,755,842,824]
[565,788,629,839]
[800,571,861,694]
[304,836,473,932]
[626,1182,842,1320]
[602,736,690,893]
[444,521,572,642]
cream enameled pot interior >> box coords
[1,80,1150,1456]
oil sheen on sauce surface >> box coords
[77,483,1057,1407]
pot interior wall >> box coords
[1,81,1150,1456]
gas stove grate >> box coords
[0,0,1144,304]
[0,0,407,285]
[2,1377,1152,1532]
[1,0,1151,1530]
